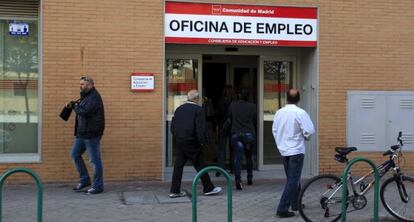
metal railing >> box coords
[0,168,43,222]
[341,157,379,222]
[191,166,232,222]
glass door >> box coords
[259,57,296,169]
[165,55,201,166]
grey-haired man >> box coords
[169,89,222,198]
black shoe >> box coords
[276,211,295,218]
[73,182,91,192]
[215,172,221,177]
[236,182,242,190]
[247,179,253,185]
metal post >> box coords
[341,157,379,222]
[192,166,232,222]
[0,168,43,222]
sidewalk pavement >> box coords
[2,174,401,222]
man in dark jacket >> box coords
[228,91,256,190]
[169,89,222,198]
[67,76,105,195]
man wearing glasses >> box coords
[67,76,105,194]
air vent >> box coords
[360,98,376,109]
[0,0,39,18]
[402,133,414,144]
[400,99,414,109]
[360,134,376,144]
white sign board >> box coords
[131,73,154,91]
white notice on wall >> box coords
[131,74,154,91]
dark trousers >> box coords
[277,154,304,212]
[231,133,255,183]
[170,141,215,194]
[217,134,233,171]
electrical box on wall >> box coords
[347,91,414,151]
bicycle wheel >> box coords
[381,175,414,221]
[299,174,345,222]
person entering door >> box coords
[228,90,257,190]
[216,85,236,176]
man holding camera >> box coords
[66,76,105,195]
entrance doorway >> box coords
[201,55,258,170]
[165,45,318,178]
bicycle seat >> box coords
[335,147,357,156]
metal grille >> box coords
[402,133,414,145]
[360,133,376,144]
[400,99,414,109]
[360,97,376,109]
[0,0,39,18]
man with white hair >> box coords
[169,89,222,198]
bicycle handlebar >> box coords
[397,131,403,146]
[382,131,403,157]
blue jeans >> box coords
[231,133,255,183]
[277,154,304,212]
[71,136,104,190]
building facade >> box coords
[0,0,413,182]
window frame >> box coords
[0,3,42,163]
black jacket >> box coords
[228,100,256,134]
[73,88,105,139]
[171,102,206,145]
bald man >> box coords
[169,89,222,198]
[272,88,315,218]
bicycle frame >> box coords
[325,153,399,203]
[349,158,396,196]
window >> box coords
[262,60,293,165]
[0,16,39,156]
[165,58,199,166]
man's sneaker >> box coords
[169,191,186,198]
[247,179,253,185]
[204,187,222,196]
[86,188,103,195]
[72,182,91,192]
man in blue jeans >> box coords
[228,91,256,190]
[67,76,105,195]
[272,88,315,218]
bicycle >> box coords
[298,131,414,222]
